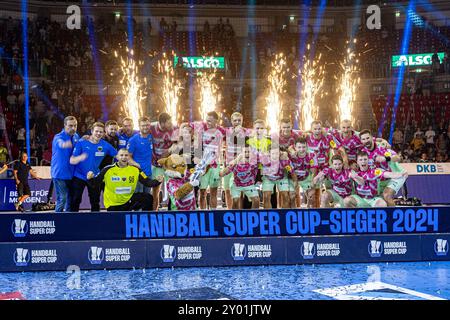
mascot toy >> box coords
[157,154,199,211]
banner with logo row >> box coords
[3,207,449,242]
[2,207,449,242]
[1,234,449,272]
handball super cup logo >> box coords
[368,240,383,257]
[301,242,315,259]
[434,239,449,256]
[161,245,176,262]
[88,246,104,264]
[231,243,246,261]
[12,219,28,237]
[14,248,30,267]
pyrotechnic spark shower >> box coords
[116,48,146,130]
[158,53,182,124]
[297,45,325,131]
[198,65,221,120]
[336,39,360,125]
[266,53,287,134]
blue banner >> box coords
[0,234,447,272]
[0,240,147,272]
[0,207,447,242]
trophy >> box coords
[189,150,216,183]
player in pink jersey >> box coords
[260,148,296,209]
[306,120,333,170]
[306,120,334,207]
[359,129,407,206]
[191,111,226,210]
[328,119,363,170]
[220,147,260,209]
[279,118,303,150]
[149,112,178,210]
[313,155,353,208]
[223,112,251,209]
[344,151,407,208]
[288,136,318,208]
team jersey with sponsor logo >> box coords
[306,134,332,169]
[150,122,177,167]
[354,168,386,199]
[321,167,353,197]
[229,162,259,187]
[127,134,153,176]
[328,129,363,163]
[261,158,293,181]
[224,126,251,164]
[362,144,404,173]
[91,163,160,208]
[167,172,196,211]
[289,152,317,181]
[72,139,117,181]
[191,122,226,168]
[117,131,138,148]
[278,129,303,150]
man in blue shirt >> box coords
[127,116,153,194]
[51,116,79,212]
[118,117,138,149]
[70,122,117,212]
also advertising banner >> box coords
[391,52,444,67]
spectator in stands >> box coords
[414,127,424,138]
[436,152,446,163]
[444,52,450,74]
[392,127,404,151]
[425,125,436,149]
[159,18,168,32]
[410,133,425,157]
[0,113,5,140]
[432,51,440,75]
[16,127,26,151]
[204,20,210,33]
[171,20,178,32]
[436,132,449,157]
[419,152,428,163]
[0,141,8,164]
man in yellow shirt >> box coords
[87,148,163,211]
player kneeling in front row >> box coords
[87,148,163,211]
[220,147,260,209]
[344,151,408,208]
[313,155,353,208]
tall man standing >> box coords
[100,120,120,169]
[51,116,79,212]
[118,117,137,149]
[70,122,117,212]
[191,111,226,210]
[127,116,154,196]
[150,112,177,210]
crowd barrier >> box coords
[0,207,449,271]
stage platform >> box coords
[1,206,449,272]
